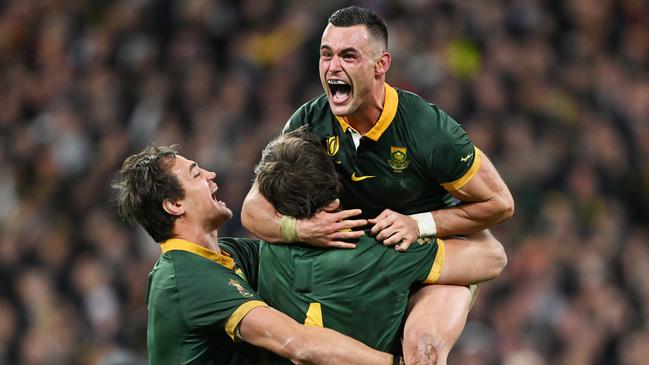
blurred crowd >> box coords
[0,0,647,364]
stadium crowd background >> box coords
[0,0,648,364]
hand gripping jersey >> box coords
[282,84,481,219]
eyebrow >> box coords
[320,45,361,57]
[189,162,198,174]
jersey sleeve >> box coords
[383,238,445,287]
[281,104,309,135]
[174,255,267,341]
[427,107,481,191]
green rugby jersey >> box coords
[282,83,482,219]
[146,238,266,365]
[257,235,445,352]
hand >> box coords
[368,209,420,252]
[296,199,367,249]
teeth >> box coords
[328,79,347,85]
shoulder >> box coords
[283,94,330,133]
[164,251,227,280]
[296,94,329,115]
[395,89,446,129]
[219,237,261,260]
[397,89,466,139]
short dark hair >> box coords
[112,145,184,242]
[255,128,341,219]
[329,6,388,50]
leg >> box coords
[437,229,507,285]
[402,229,502,364]
[402,285,472,365]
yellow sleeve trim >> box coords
[304,302,324,327]
[224,300,268,341]
[423,238,446,284]
[442,147,482,191]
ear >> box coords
[162,198,184,217]
[375,52,391,76]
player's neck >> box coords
[171,222,221,253]
[346,82,386,135]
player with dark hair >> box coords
[242,5,514,365]
[254,129,505,353]
[113,145,398,365]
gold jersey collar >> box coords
[160,238,235,270]
[336,83,399,141]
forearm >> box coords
[433,152,514,238]
[301,327,392,365]
[242,183,366,248]
[432,197,512,237]
[241,183,284,242]
[239,307,392,365]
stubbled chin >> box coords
[329,99,351,116]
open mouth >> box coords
[211,191,227,207]
[328,79,352,103]
[210,185,219,203]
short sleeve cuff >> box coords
[423,239,446,284]
[441,147,482,191]
[225,300,268,341]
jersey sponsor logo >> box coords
[326,136,339,156]
[228,279,254,297]
[388,146,409,172]
[351,172,376,182]
[461,152,473,163]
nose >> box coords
[207,170,216,181]
[329,55,342,72]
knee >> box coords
[487,239,508,279]
[404,333,447,365]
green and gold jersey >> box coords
[146,237,266,365]
[282,83,481,219]
[257,235,445,352]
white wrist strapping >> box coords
[410,212,437,237]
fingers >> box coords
[375,224,397,242]
[317,229,364,249]
[394,237,416,252]
[369,209,420,251]
[329,229,365,240]
[322,198,341,212]
[333,219,368,231]
[369,212,394,236]
[321,241,357,249]
[333,208,363,220]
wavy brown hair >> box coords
[112,145,184,242]
[255,128,340,219]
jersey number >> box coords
[304,302,323,327]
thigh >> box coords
[402,284,472,365]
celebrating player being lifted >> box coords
[242,6,514,364]
[253,129,506,357]
[112,145,398,365]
